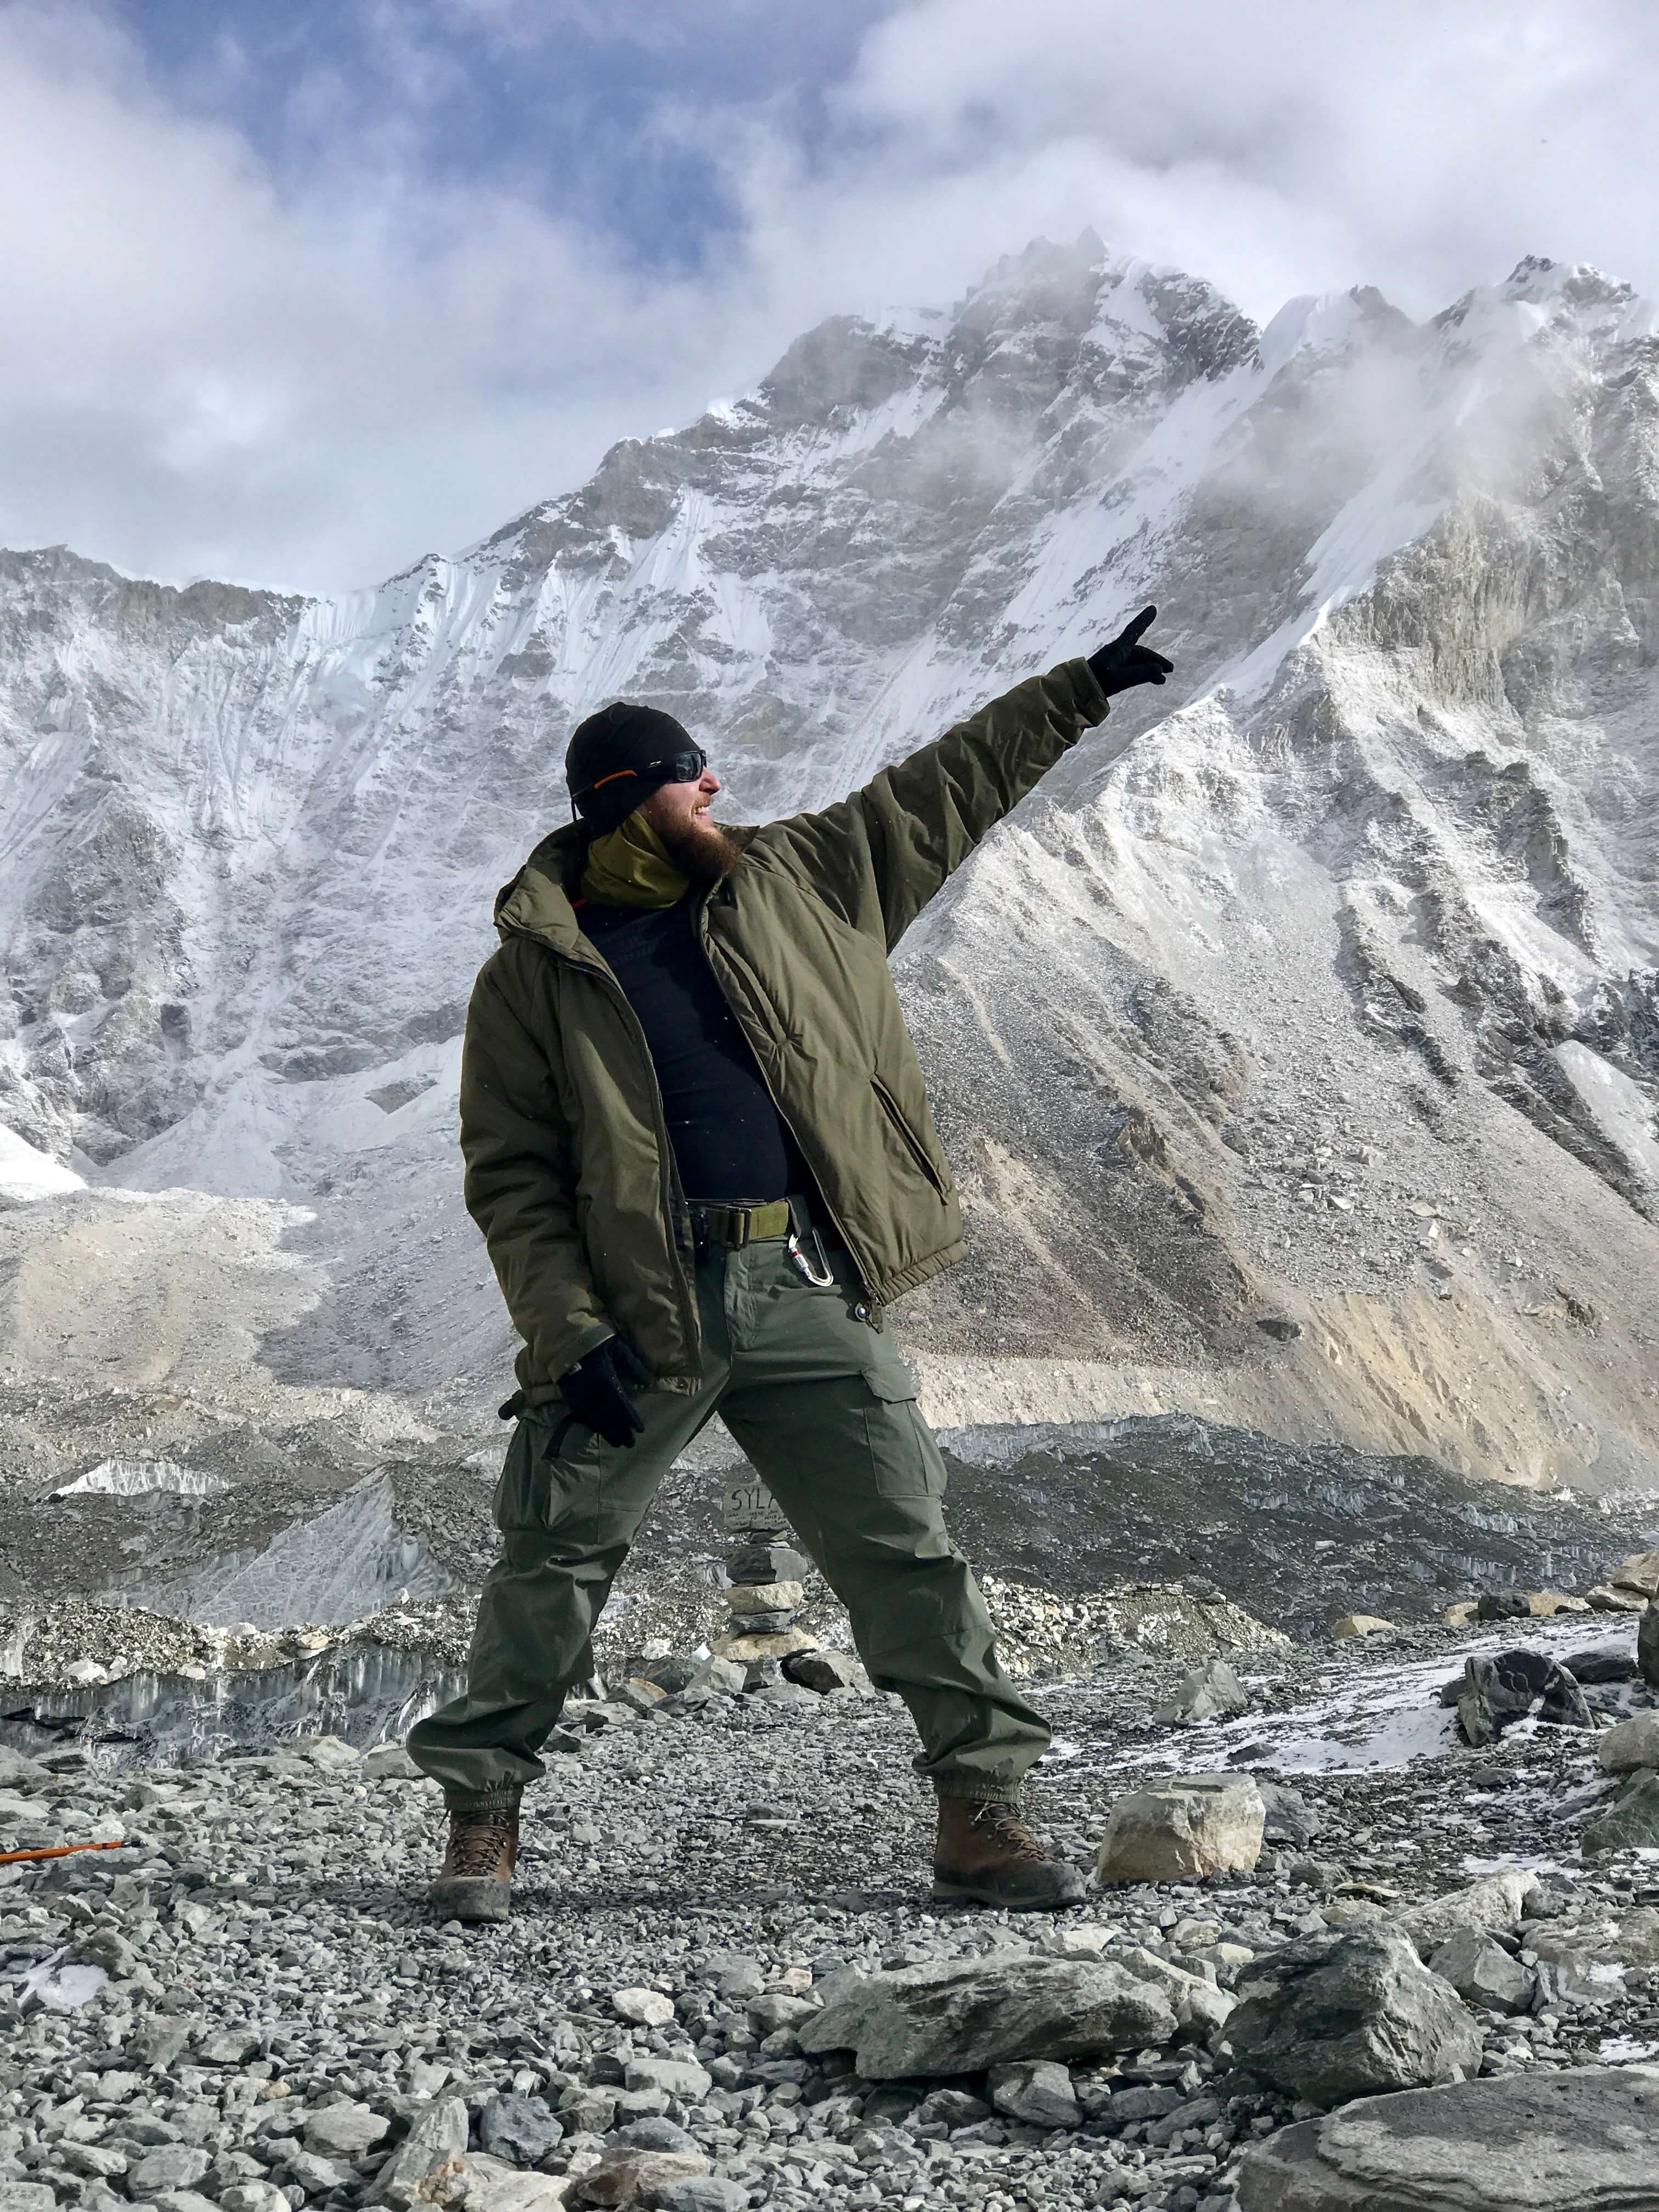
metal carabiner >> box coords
[786,1226,836,1288]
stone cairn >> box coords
[714,1472,814,1667]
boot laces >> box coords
[449,1807,515,1877]
[969,1801,1048,1863]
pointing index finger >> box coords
[1119,604,1158,647]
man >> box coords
[407,610,1174,1921]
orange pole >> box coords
[0,1840,126,1865]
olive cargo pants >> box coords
[407,1229,1051,1809]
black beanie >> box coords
[565,701,697,835]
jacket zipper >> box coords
[870,1074,949,1200]
[692,891,873,1296]
[509,921,702,1374]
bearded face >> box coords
[639,778,748,884]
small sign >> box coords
[722,1474,787,1536]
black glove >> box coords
[557,1336,652,1449]
[1088,605,1173,698]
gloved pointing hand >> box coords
[557,1336,652,1448]
[1088,605,1173,698]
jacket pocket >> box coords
[870,1075,948,1200]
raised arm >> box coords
[762,612,1171,951]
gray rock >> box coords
[371,2096,469,2207]
[612,2117,696,2153]
[624,2055,713,2101]
[284,2149,356,2196]
[578,2149,710,2207]
[305,2100,391,2157]
[1640,1601,1659,1687]
[0,1752,49,1795]
[0,2191,54,2212]
[1257,1780,1324,1848]
[1401,1872,1539,1957]
[1427,1931,1534,2016]
[1096,1774,1266,1881]
[797,1949,1177,2079]
[363,1742,424,1780]
[1234,2063,1659,2210]
[219,2188,291,2212]
[1222,1927,1485,2109]
[782,1649,872,1695]
[1561,1644,1638,1685]
[1155,1658,1250,1726]
[1598,1712,1659,1773]
[198,2029,261,2066]
[1582,1771,1659,1855]
[129,2019,191,2068]
[557,2087,616,2134]
[1455,1650,1595,1747]
[129,2145,213,2197]
[986,2058,1081,2129]
[646,2181,748,2212]
[913,2089,992,2128]
[478,2093,562,2165]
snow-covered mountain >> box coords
[3,234,1657,1498]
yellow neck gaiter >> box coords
[579,813,690,909]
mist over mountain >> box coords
[2,232,1657,1505]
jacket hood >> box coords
[493,820,590,947]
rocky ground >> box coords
[4,1582,1659,2212]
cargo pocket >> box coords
[492,1408,595,1533]
[860,1362,944,1502]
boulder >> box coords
[363,1742,422,1780]
[645,2182,747,2212]
[1582,1771,1659,1855]
[1474,1591,1530,1621]
[1096,1774,1265,1882]
[986,2058,1081,2129]
[723,1580,804,1613]
[797,1949,1177,2078]
[726,1543,808,1585]
[576,2150,709,2207]
[1455,1650,1594,1746]
[1597,1712,1659,1774]
[1233,2064,1659,2211]
[1332,1615,1393,1639]
[1257,1779,1324,1848]
[709,1628,817,1665]
[1641,1601,1659,1688]
[1426,1931,1533,2017]
[1561,1644,1638,1685]
[611,1987,676,2028]
[1115,1943,1235,2038]
[1443,1601,1478,1628]
[782,1648,872,1695]
[1221,1927,1484,2108]
[371,2097,470,2207]
[1616,1906,1659,1965]
[450,2157,573,2212]
[1584,1584,1649,1613]
[304,2101,390,2158]
[479,2092,564,2165]
[0,1749,50,1793]
[1155,1658,1250,1727]
[1611,1548,1659,1600]
[1400,1871,1539,1957]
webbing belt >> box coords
[688,1198,793,1249]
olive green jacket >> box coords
[462,658,1111,1401]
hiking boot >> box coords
[932,1797,1087,1911]
[428,1797,519,1922]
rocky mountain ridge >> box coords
[1,233,1657,1500]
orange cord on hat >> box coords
[0,1839,126,1865]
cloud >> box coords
[0,0,1655,594]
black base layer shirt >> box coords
[578,895,811,1205]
